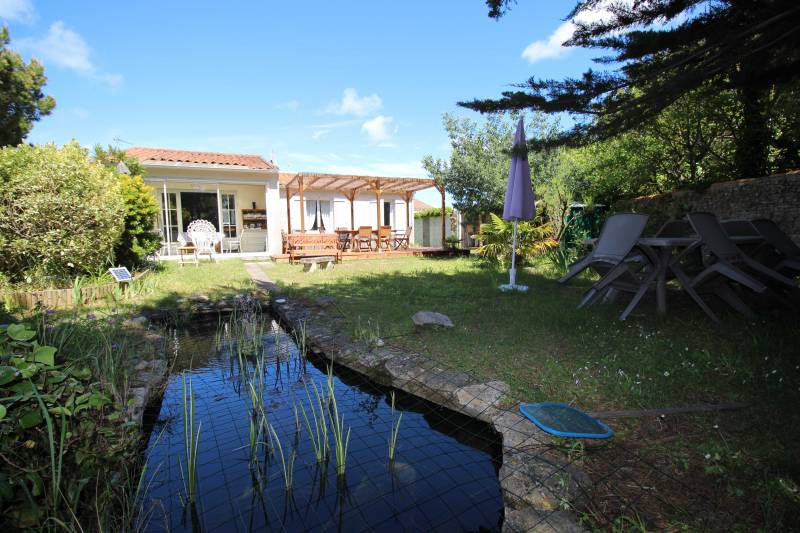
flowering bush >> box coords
[0,143,125,285]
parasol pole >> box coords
[509,220,518,286]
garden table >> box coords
[584,235,764,314]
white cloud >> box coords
[362,115,393,142]
[17,22,122,87]
[311,129,329,140]
[0,0,35,23]
[69,107,89,119]
[324,88,382,116]
[521,5,613,63]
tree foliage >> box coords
[0,143,124,285]
[421,112,561,220]
[465,1,800,179]
[0,27,55,147]
[93,145,160,266]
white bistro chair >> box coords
[187,220,220,262]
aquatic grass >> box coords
[388,391,403,463]
[326,365,351,476]
[268,423,296,491]
[299,378,330,463]
[179,373,202,505]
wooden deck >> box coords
[273,247,470,263]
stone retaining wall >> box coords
[615,171,800,242]
[246,264,589,532]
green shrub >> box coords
[114,174,160,266]
[472,213,557,268]
[0,143,125,285]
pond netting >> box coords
[139,298,753,532]
[141,315,503,532]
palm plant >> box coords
[472,213,557,268]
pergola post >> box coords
[285,186,292,232]
[403,191,412,231]
[346,190,356,230]
[374,179,382,229]
[299,175,306,233]
[436,183,446,249]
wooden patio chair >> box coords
[356,226,373,252]
[377,226,392,250]
[393,227,411,249]
[336,229,351,251]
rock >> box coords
[502,508,586,533]
[134,360,150,371]
[126,387,148,424]
[454,380,510,420]
[499,452,591,511]
[129,315,148,327]
[375,338,385,347]
[411,311,454,328]
[315,295,336,308]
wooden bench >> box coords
[286,233,342,264]
[298,256,336,272]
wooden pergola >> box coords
[279,172,447,248]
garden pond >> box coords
[140,312,504,532]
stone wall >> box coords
[615,171,800,243]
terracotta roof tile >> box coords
[126,147,276,170]
[414,199,434,211]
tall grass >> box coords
[388,391,403,463]
[299,378,330,464]
[326,365,351,476]
[179,373,202,505]
[268,423,296,491]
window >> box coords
[161,192,178,242]
[308,200,332,231]
[221,193,236,237]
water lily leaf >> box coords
[0,404,6,421]
[19,409,43,429]
[29,346,56,366]
[7,324,36,342]
[0,366,18,385]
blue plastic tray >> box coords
[520,402,614,439]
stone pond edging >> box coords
[246,264,589,532]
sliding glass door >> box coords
[180,192,219,232]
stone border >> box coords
[247,264,589,532]
[121,319,170,426]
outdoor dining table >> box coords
[335,228,402,251]
[584,235,764,314]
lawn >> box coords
[267,255,800,530]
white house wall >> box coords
[278,190,414,243]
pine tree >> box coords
[464,1,800,178]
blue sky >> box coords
[1,0,599,205]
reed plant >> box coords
[388,391,403,462]
[298,378,330,463]
[326,366,351,476]
[179,373,202,505]
[268,423,296,491]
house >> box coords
[126,147,441,256]
[413,199,463,248]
